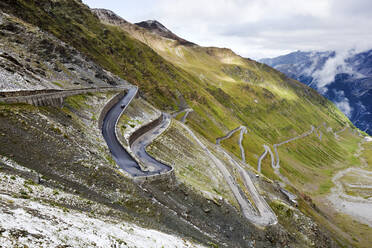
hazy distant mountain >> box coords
[261,50,372,134]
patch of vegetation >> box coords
[64,94,89,110]
[52,81,63,88]
[19,189,30,199]
[361,141,372,171]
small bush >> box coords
[19,190,30,199]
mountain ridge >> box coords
[260,50,372,134]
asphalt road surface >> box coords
[102,87,170,177]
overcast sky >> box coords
[83,0,372,59]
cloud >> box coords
[332,90,353,117]
[336,100,353,118]
[312,50,355,91]
[335,100,353,118]
[303,51,332,78]
[83,0,372,59]
[153,0,372,59]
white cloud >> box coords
[333,90,353,117]
[84,0,372,59]
[335,99,353,118]
[312,50,354,91]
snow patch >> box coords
[0,155,32,173]
[0,194,205,248]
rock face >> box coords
[0,87,125,107]
[0,11,127,91]
[260,50,372,135]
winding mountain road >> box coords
[102,90,277,226]
[273,126,315,168]
[257,145,274,173]
[180,109,193,123]
[257,126,315,173]
[216,145,278,226]
[334,126,347,139]
[315,128,322,141]
[256,125,316,187]
[130,113,172,174]
[179,121,277,226]
[216,126,247,163]
[171,108,193,123]
[102,87,171,177]
[257,124,351,187]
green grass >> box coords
[318,180,334,195]
[361,141,372,170]
[275,128,362,195]
[52,81,63,88]
[64,94,89,110]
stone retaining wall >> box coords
[0,86,126,107]
[0,89,61,98]
[133,169,176,184]
[128,114,164,147]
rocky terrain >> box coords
[0,12,125,91]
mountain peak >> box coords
[92,8,130,26]
[135,20,195,46]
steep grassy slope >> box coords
[93,9,351,139]
[1,1,351,143]
[93,9,361,174]
[362,140,372,171]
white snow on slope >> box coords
[0,169,205,248]
[0,193,206,248]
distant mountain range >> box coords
[260,50,372,134]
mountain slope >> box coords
[0,1,370,247]
[260,50,372,135]
[92,9,372,247]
